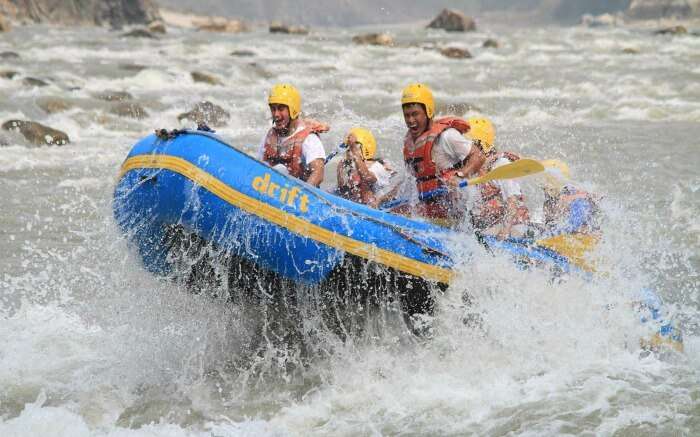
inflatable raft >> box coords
[113,129,682,350]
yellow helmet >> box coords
[268,83,301,119]
[401,83,434,119]
[543,160,571,195]
[467,117,495,153]
[347,127,377,160]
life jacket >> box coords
[403,117,470,195]
[472,151,530,230]
[336,158,381,204]
[262,119,329,180]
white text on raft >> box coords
[252,173,310,212]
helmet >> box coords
[401,83,434,119]
[347,127,377,160]
[542,160,571,195]
[466,117,495,153]
[268,84,301,119]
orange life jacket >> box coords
[262,119,329,180]
[403,117,470,195]
[472,151,530,229]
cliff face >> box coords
[0,0,160,27]
[627,0,700,18]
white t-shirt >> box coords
[431,127,476,171]
[257,126,326,169]
[368,160,396,197]
[489,157,522,199]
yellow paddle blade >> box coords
[536,233,600,272]
[467,158,546,186]
[540,159,571,178]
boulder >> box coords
[195,17,248,33]
[269,22,309,35]
[95,90,133,101]
[440,47,472,59]
[110,102,148,119]
[352,33,394,46]
[0,14,10,32]
[482,39,500,48]
[622,47,641,54]
[23,77,49,87]
[37,97,73,114]
[191,71,223,86]
[177,101,230,127]
[654,25,688,35]
[2,119,69,145]
[147,20,166,34]
[121,28,155,38]
[0,70,19,79]
[427,9,476,32]
[230,49,256,57]
[0,51,20,59]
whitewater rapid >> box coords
[1,20,699,436]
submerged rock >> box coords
[118,63,147,72]
[352,33,394,46]
[230,49,256,57]
[440,47,472,59]
[110,102,148,119]
[95,90,133,101]
[482,39,500,48]
[0,70,19,79]
[654,25,688,35]
[2,119,69,145]
[121,28,156,38]
[269,22,309,35]
[0,51,20,59]
[37,97,74,114]
[622,47,641,54]
[427,9,476,32]
[191,71,223,86]
[23,77,49,87]
[177,101,230,127]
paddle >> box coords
[324,143,347,164]
[380,158,546,210]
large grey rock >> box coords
[37,97,74,114]
[2,119,69,145]
[110,102,148,119]
[177,101,230,127]
[352,33,394,46]
[440,47,472,59]
[191,71,223,86]
[269,22,309,35]
[0,0,160,27]
[427,9,476,32]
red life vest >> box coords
[403,117,471,195]
[262,119,329,180]
[472,151,530,229]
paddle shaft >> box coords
[325,143,347,163]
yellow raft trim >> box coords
[120,154,454,284]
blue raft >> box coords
[113,129,682,350]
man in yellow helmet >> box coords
[259,84,328,187]
[336,127,396,206]
[466,118,531,238]
[401,83,485,222]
